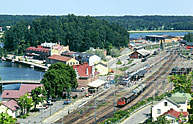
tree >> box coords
[31,86,46,110]
[110,47,120,57]
[17,93,33,115]
[156,116,170,124]
[3,15,129,54]
[0,112,17,124]
[168,73,192,94]
[41,63,78,99]
[184,33,193,42]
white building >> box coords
[152,96,188,121]
[0,99,20,118]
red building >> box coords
[25,47,50,60]
[72,63,98,88]
[186,42,193,49]
[129,49,150,59]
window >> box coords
[180,109,183,112]
[70,62,72,65]
[73,62,75,65]
[164,102,168,106]
[157,109,161,114]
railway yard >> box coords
[53,47,192,124]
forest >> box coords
[96,16,193,30]
[3,14,129,54]
[1,15,193,31]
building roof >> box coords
[87,79,106,88]
[171,92,191,102]
[169,97,187,104]
[41,42,56,48]
[1,84,43,99]
[73,63,93,77]
[48,55,73,62]
[25,47,50,52]
[136,49,150,56]
[161,108,188,119]
[186,42,193,46]
[2,99,20,111]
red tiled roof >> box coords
[73,63,92,77]
[48,55,72,62]
[1,84,43,99]
[161,108,188,119]
[2,99,20,111]
[25,47,50,52]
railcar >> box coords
[117,83,146,107]
[117,93,135,106]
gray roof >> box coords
[186,42,193,46]
[136,49,150,56]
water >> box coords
[0,61,44,81]
[130,32,190,39]
[0,61,44,100]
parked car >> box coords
[63,99,71,104]
[46,100,53,106]
[141,58,147,62]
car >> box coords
[141,58,147,62]
[46,100,53,106]
[51,98,57,102]
[63,99,71,104]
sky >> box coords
[0,0,193,16]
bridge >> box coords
[0,80,41,84]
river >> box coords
[130,31,190,39]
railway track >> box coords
[84,54,178,124]
[55,53,178,124]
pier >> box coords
[0,80,41,84]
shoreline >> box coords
[128,30,193,33]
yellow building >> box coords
[46,55,79,66]
[95,62,108,75]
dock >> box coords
[6,57,48,71]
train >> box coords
[170,67,192,75]
[117,83,146,106]
[120,64,150,84]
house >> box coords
[0,99,20,118]
[46,55,79,66]
[1,84,43,101]
[160,108,188,124]
[73,63,98,88]
[0,27,2,32]
[186,42,193,49]
[129,49,150,59]
[25,47,50,60]
[152,92,189,121]
[95,62,108,75]
[63,52,101,66]
[41,42,69,56]
[25,42,69,60]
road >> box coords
[121,105,151,124]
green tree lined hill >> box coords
[96,16,193,30]
[1,15,193,31]
[0,15,39,30]
[3,14,129,54]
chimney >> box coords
[86,68,88,75]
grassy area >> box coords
[119,66,129,71]
[127,59,133,65]
[145,44,160,50]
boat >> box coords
[30,65,34,68]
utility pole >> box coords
[94,98,97,124]
[113,88,116,113]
